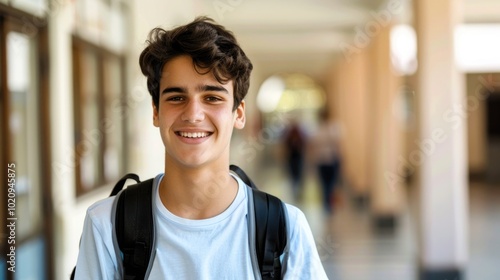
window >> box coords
[0,5,53,279]
[72,37,127,196]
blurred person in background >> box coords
[308,108,342,214]
[283,119,307,201]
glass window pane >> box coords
[15,237,46,280]
[78,49,101,189]
[7,31,42,240]
[103,57,124,181]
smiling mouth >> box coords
[176,131,212,138]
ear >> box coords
[233,100,246,129]
[152,101,159,127]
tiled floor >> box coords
[254,162,500,280]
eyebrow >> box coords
[161,84,229,95]
[198,85,228,94]
[162,86,186,94]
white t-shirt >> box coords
[75,173,328,279]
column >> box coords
[332,50,371,207]
[414,0,468,279]
[367,23,405,231]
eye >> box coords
[205,96,223,102]
[166,96,185,102]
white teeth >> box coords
[179,132,208,138]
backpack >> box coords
[71,165,288,280]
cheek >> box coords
[210,105,232,119]
[158,106,179,123]
[222,110,237,125]
[156,113,174,133]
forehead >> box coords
[160,55,233,89]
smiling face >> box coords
[153,55,246,169]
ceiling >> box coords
[184,0,406,77]
[136,0,500,79]
[216,0,396,53]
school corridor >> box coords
[2,0,500,279]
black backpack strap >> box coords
[110,174,140,196]
[230,165,255,188]
[115,178,155,280]
[253,189,287,279]
[231,165,287,279]
[70,174,143,280]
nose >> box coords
[181,99,205,123]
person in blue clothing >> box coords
[74,16,328,279]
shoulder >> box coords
[87,196,115,216]
[282,203,317,249]
[80,197,117,260]
[283,203,307,225]
[76,196,120,279]
[84,196,115,230]
[281,203,329,279]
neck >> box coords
[159,162,238,219]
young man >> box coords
[74,16,328,279]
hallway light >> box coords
[257,74,326,113]
[257,75,286,113]
[7,32,30,93]
[455,24,500,72]
[390,24,417,76]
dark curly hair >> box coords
[139,16,253,111]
